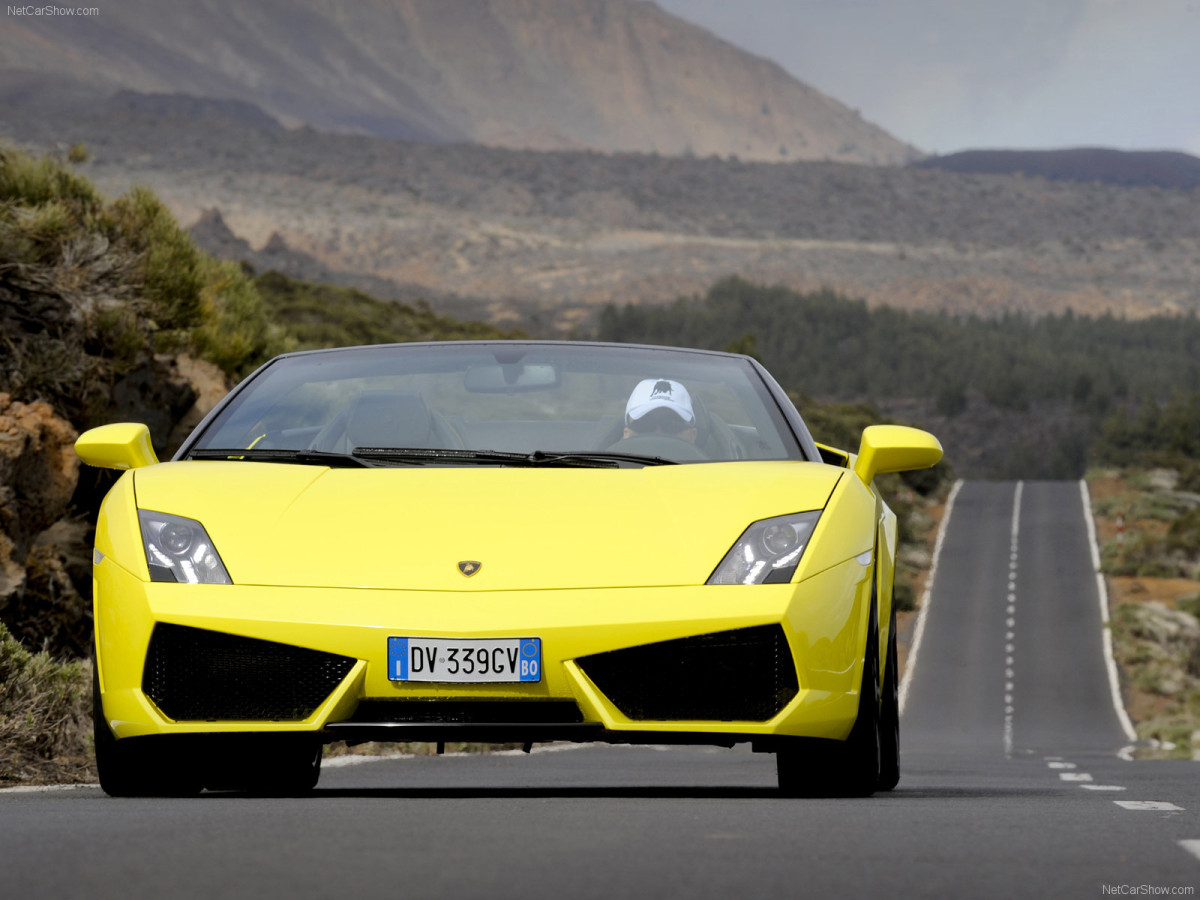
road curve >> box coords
[3,480,1198,898]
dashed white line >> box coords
[1115,801,1184,811]
[1003,481,1023,758]
[1046,758,1128,791]
[1180,840,1200,862]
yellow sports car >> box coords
[76,341,941,797]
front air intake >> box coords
[577,624,798,722]
[143,624,356,721]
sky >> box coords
[654,0,1200,156]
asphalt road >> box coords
[3,480,1198,898]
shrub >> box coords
[0,621,93,784]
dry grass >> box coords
[1087,469,1200,759]
[0,622,93,785]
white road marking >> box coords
[1045,758,1127,790]
[1079,480,1139,744]
[1180,840,1200,862]
[1115,801,1184,811]
[1004,481,1023,758]
[899,479,962,716]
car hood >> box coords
[132,461,844,590]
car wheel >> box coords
[777,603,881,797]
[877,602,901,791]
[92,664,203,797]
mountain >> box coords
[912,148,1200,190]
[0,0,917,165]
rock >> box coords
[7,517,93,658]
[166,354,230,451]
[0,394,79,538]
[1123,601,1200,692]
[108,357,197,453]
[1130,601,1200,646]
[1144,469,1179,491]
[0,397,89,655]
[0,529,24,608]
[899,546,932,569]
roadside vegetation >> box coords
[0,621,92,783]
[1086,392,1200,759]
[0,144,518,784]
[253,270,522,349]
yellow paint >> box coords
[853,424,943,485]
[75,423,159,470]
[90,434,929,747]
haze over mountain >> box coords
[0,0,916,164]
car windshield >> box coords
[185,343,807,466]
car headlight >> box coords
[707,511,821,585]
[138,510,233,584]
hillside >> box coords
[0,0,915,165]
[4,107,1195,333]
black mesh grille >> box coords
[577,624,798,722]
[143,624,356,721]
[349,700,584,725]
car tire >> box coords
[777,601,881,797]
[877,602,901,791]
[92,664,204,797]
[248,741,322,796]
[203,736,322,796]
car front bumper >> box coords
[94,552,875,747]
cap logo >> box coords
[651,380,673,398]
[457,560,482,577]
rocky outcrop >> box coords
[0,395,88,657]
[0,354,228,658]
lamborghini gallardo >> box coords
[76,341,942,796]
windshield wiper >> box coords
[186,447,678,468]
[351,448,676,468]
[526,450,677,467]
[186,448,372,468]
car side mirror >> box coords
[75,423,160,470]
[853,424,942,486]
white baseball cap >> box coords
[625,378,695,425]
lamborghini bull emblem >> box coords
[457,560,482,577]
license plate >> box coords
[387,637,542,683]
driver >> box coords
[623,378,698,443]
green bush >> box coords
[253,269,521,349]
[1,142,279,396]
